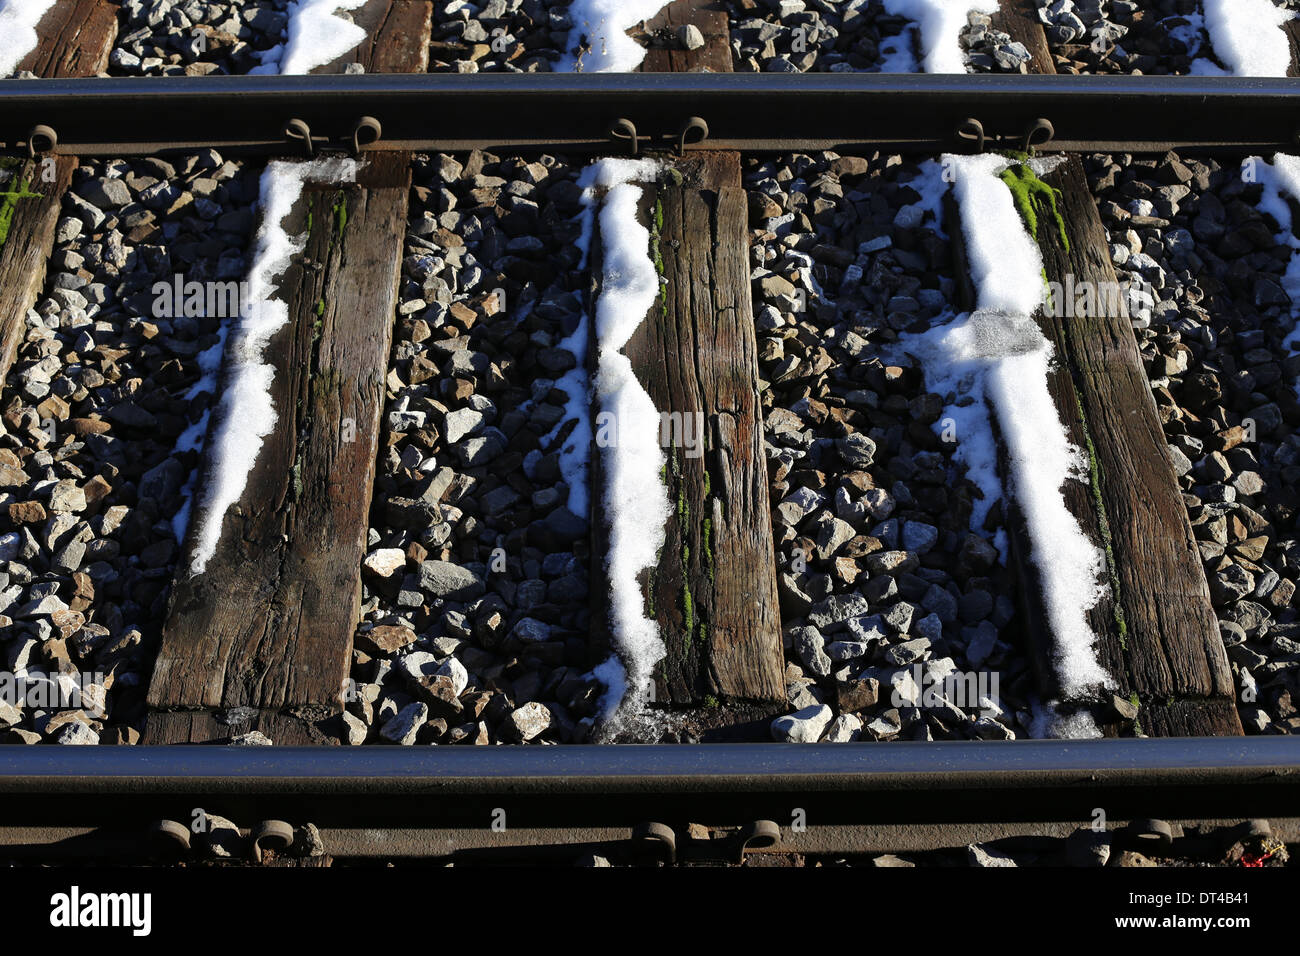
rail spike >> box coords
[609,117,640,156]
[675,116,709,156]
[284,118,316,157]
[351,116,382,156]
[26,124,57,159]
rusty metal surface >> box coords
[2,73,1299,157]
[0,741,1296,860]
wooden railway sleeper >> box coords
[957,116,1054,154]
[608,115,709,157]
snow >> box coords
[1162,12,1206,60]
[1252,154,1300,398]
[186,157,357,575]
[170,325,229,544]
[877,32,919,73]
[1194,0,1292,77]
[252,0,368,75]
[0,0,56,77]
[547,158,661,525]
[895,157,950,238]
[897,154,1113,705]
[557,158,669,725]
[559,0,673,72]
[1030,699,1104,740]
[880,0,1000,74]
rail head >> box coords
[3,73,1299,157]
[0,739,1296,793]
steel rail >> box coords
[0,740,1296,860]
[1,73,1298,157]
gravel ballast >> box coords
[744,150,1038,743]
[109,0,292,76]
[1,151,258,744]
[1089,147,1300,734]
[347,149,608,746]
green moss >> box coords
[331,192,349,239]
[1129,691,1140,713]
[703,693,719,709]
[998,157,1069,252]
[682,584,695,644]
[651,193,668,320]
[315,299,325,317]
[0,176,43,250]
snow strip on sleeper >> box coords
[561,158,670,726]
[895,153,1112,735]
[1192,0,1293,77]
[184,157,358,575]
[0,0,57,77]
[253,0,368,75]
[560,0,673,72]
[1252,153,1300,400]
[880,0,1000,74]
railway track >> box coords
[1,0,1299,871]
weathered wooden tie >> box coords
[986,1,1241,736]
[587,0,785,716]
[640,0,732,74]
[0,0,117,384]
[14,0,118,78]
[144,29,427,745]
[319,0,433,74]
[145,153,412,744]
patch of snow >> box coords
[1252,154,1300,398]
[1161,12,1206,60]
[588,654,627,722]
[896,157,951,238]
[0,0,57,77]
[252,0,368,75]
[1029,699,1104,739]
[1194,0,1292,77]
[877,30,920,73]
[186,157,357,575]
[880,0,1000,74]
[170,325,229,544]
[898,154,1112,702]
[561,158,670,727]
[559,0,673,72]
[547,158,661,523]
